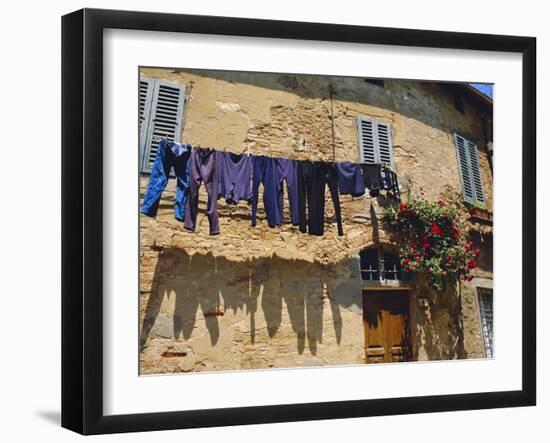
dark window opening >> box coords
[364,79,385,87]
[382,252,401,280]
[360,248,401,281]
[360,249,379,281]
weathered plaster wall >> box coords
[140,250,364,373]
[139,68,493,373]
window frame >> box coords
[360,247,402,283]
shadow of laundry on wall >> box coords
[139,248,360,356]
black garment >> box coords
[380,165,401,201]
[297,160,344,236]
[363,163,382,197]
[381,166,398,190]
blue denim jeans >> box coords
[141,139,192,221]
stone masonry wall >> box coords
[139,68,493,373]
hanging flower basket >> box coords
[382,198,479,291]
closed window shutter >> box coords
[357,118,376,163]
[376,121,393,165]
[139,77,154,169]
[140,79,186,172]
[357,117,394,166]
[466,138,486,204]
[454,133,485,204]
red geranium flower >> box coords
[422,242,430,249]
[474,249,481,257]
[431,222,444,236]
[467,259,477,269]
[402,258,410,265]
[399,203,408,213]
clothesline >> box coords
[151,135,394,167]
[152,135,251,157]
[141,138,400,236]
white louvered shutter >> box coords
[466,138,486,204]
[376,121,393,165]
[357,117,394,167]
[357,118,376,163]
[454,133,485,204]
[139,77,154,168]
[140,79,186,172]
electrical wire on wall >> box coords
[329,83,337,162]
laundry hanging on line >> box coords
[298,160,343,236]
[250,156,301,228]
[140,139,400,235]
[216,150,253,205]
[336,162,400,199]
[141,139,192,222]
[184,147,220,235]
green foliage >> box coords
[469,202,488,211]
[382,198,479,290]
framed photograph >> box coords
[61,8,536,435]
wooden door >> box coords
[363,291,411,363]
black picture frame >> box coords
[61,8,536,435]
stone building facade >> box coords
[138,68,494,374]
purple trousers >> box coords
[184,148,220,235]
